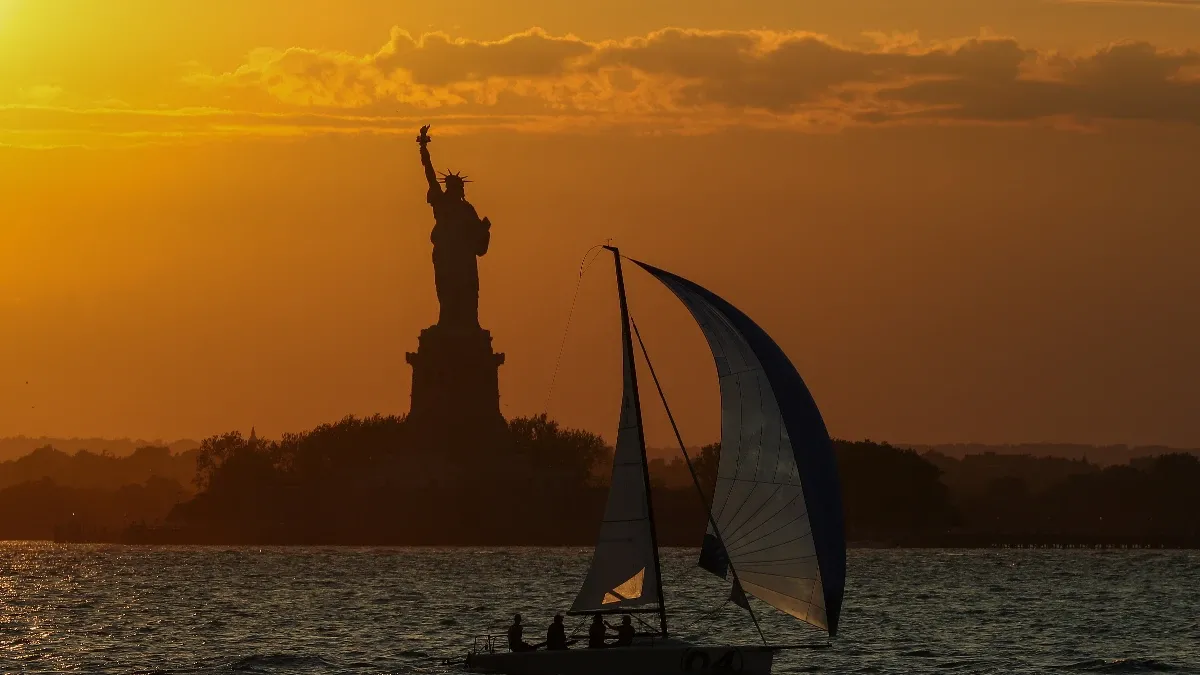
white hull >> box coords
[465,643,776,675]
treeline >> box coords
[1,477,189,542]
[166,415,623,544]
[0,445,198,490]
[940,452,1200,537]
[0,445,198,541]
[0,436,199,462]
[3,417,1199,544]
[907,442,1200,467]
[128,419,1200,544]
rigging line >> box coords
[676,597,731,635]
[543,243,608,413]
[632,613,659,635]
[568,617,591,638]
[627,313,767,647]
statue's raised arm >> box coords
[417,124,441,195]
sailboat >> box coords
[465,247,846,675]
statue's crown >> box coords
[438,170,471,185]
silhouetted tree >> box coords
[693,443,721,498]
[509,414,607,489]
[10,414,1196,544]
[834,439,958,538]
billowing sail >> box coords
[632,259,846,637]
[569,254,662,615]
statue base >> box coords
[405,323,507,452]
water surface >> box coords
[1,545,1196,673]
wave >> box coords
[1064,658,1180,673]
[230,653,337,672]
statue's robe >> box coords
[428,186,490,329]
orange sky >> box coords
[2,0,1199,448]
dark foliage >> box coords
[834,439,958,538]
[956,453,1200,536]
[4,417,1198,545]
[0,476,188,541]
[0,445,197,491]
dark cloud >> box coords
[879,42,1200,124]
[378,28,594,86]
[588,30,1034,112]
[14,28,1198,146]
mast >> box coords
[606,245,668,640]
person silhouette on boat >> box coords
[587,613,610,649]
[546,614,572,650]
[605,615,635,647]
[507,614,539,652]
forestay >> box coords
[569,260,662,615]
[632,259,846,637]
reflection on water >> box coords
[0,544,1197,674]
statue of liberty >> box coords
[417,124,492,329]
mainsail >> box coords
[569,251,664,625]
[631,259,846,637]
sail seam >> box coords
[721,484,788,545]
[693,300,739,524]
[729,531,815,559]
[738,569,818,580]
[735,553,819,564]
[715,375,761,532]
[771,409,786,485]
[723,510,808,554]
[715,374,753,526]
[717,476,805,487]
[753,369,768,487]
[806,569,821,619]
[719,495,804,551]
[736,558,818,570]
[719,479,775,544]
[739,579,821,607]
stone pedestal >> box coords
[405,324,507,446]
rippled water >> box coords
[1,544,1197,674]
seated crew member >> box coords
[587,613,611,649]
[605,615,635,647]
[507,613,538,652]
[546,614,571,650]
